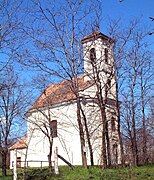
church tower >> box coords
[81,31,116,101]
[81,32,122,166]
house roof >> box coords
[10,136,27,150]
[30,76,92,110]
[81,31,114,44]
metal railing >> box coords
[12,160,55,169]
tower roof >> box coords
[81,31,114,44]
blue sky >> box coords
[102,0,154,24]
[97,0,154,59]
[101,0,154,40]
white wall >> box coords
[26,95,108,166]
[10,148,27,169]
[27,102,83,166]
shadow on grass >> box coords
[0,175,12,180]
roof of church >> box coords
[29,76,92,110]
[10,136,27,150]
[81,31,114,43]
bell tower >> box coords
[81,31,116,100]
[81,32,122,166]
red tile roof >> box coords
[81,31,114,43]
[10,136,27,150]
[30,76,92,110]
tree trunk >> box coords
[116,82,124,166]
[80,107,94,166]
[105,121,111,167]
[131,74,138,166]
[131,104,138,166]
[77,99,87,168]
[48,139,53,174]
[142,111,148,165]
[104,85,111,167]
[100,104,107,168]
[101,117,107,168]
[2,149,7,176]
[140,72,148,165]
[23,148,28,180]
[95,81,108,168]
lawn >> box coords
[0,164,154,180]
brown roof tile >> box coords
[10,136,27,150]
[81,31,114,43]
[30,76,92,110]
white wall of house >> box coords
[10,148,27,169]
[26,101,84,166]
[26,92,107,166]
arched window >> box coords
[111,117,116,132]
[50,120,57,138]
[104,48,108,63]
[90,48,96,62]
[107,79,111,89]
[113,144,118,164]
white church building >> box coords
[10,31,122,168]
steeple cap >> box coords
[81,31,114,44]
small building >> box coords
[10,136,27,169]
[10,31,122,168]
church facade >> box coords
[10,31,122,168]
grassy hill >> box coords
[0,164,154,180]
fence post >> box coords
[13,149,17,180]
[54,146,59,174]
[41,161,42,170]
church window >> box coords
[104,48,108,63]
[17,157,21,168]
[107,79,111,89]
[111,117,116,132]
[50,120,57,138]
[113,144,118,164]
[90,48,96,62]
[82,97,87,105]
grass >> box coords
[0,169,13,180]
[0,164,154,180]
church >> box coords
[10,31,122,168]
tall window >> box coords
[104,48,108,63]
[111,117,116,132]
[107,79,111,89]
[50,120,57,138]
[90,48,96,62]
[113,144,118,164]
[17,157,21,168]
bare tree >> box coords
[0,0,24,72]
[138,47,153,164]
[18,0,102,168]
[0,66,28,176]
[148,99,154,132]
[108,18,154,166]
[0,3,27,175]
